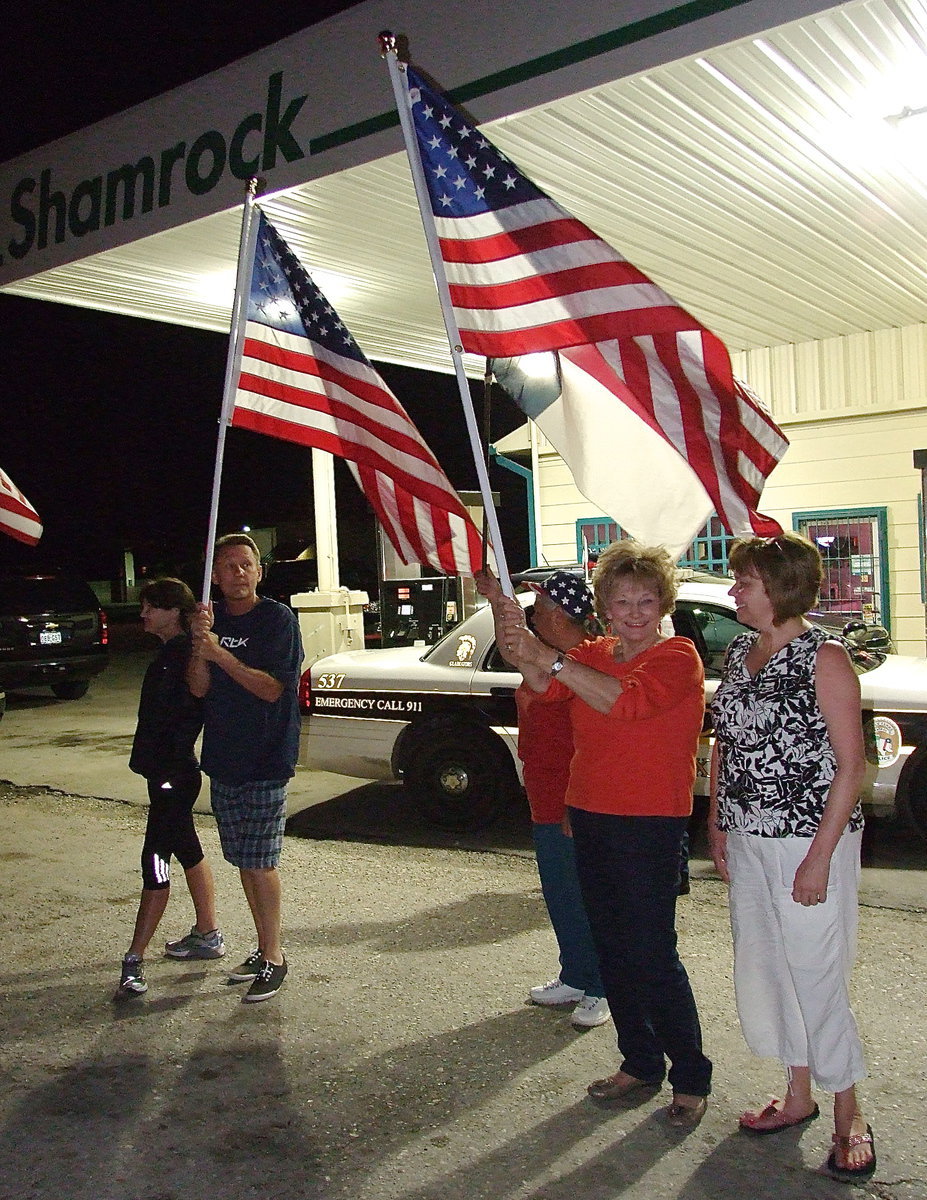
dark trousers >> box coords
[141,772,204,890]
[569,807,712,1096]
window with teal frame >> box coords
[793,507,890,630]
[576,519,623,563]
[576,514,735,572]
[677,515,735,573]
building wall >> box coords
[533,322,927,655]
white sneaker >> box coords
[529,978,585,1006]
[571,995,611,1028]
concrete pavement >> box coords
[1,783,925,1200]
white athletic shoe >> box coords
[529,977,585,1006]
[571,995,611,1028]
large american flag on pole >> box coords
[0,466,42,545]
[403,65,788,556]
[232,212,488,575]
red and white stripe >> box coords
[233,322,485,576]
[0,466,42,546]
[433,196,787,539]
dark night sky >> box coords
[0,3,528,584]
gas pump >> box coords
[379,576,478,647]
[375,490,492,648]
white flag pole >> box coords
[200,178,262,604]
[380,34,514,598]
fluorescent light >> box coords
[308,268,353,306]
[188,266,355,309]
[191,268,237,306]
[519,352,558,381]
[885,103,927,126]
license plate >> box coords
[39,630,63,645]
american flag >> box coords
[232,212,488,575]
[403,65,788,555]
[0,466,42,545]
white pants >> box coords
[727,829,866,1093]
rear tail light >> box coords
[298,667,312,713]
[100,610,109,646]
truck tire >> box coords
[404,727,515,831]
[51,681,90,700]
[897,749,927,842]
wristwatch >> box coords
[549,652,566,676]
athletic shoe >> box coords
[571,995,611,1028]
[164,926,225,960]
[227,949,263,983]
[114,956,147,1001]
[242,958,288,1003]
[529,978,585,1006]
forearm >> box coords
[186,654,211,698]
[211,646,285,702]
[488,597,519,669]
[707,741,730,882]
[707,741,720,829]
[807,764,865,860]
[507,628,622,710]
[518,659,554,693]
[552,655,622,714]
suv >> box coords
[0,570,108,701]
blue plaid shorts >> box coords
[209,779,288,869]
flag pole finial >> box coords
[378,30,408,63]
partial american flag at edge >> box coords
[403,64,788,556]
[0,466,42,546]
[231,211,489,576]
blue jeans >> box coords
[569,808,712,1096]
[533,822,604,997]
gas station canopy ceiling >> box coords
[3,0,927,375]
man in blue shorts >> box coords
[188,533,303,1002]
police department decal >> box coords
[864,716,901,768]
[449,634,477,668]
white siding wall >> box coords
[759,409,927,654]
[533,322,927,654]
[731,324,927,420]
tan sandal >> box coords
[586,1071,662,1105]
[666,1095,708,1128]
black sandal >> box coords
[826,1124,876,1183]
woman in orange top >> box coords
[501,542,712,1126]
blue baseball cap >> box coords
[527,570,594,620]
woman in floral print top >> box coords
[709,532,875,1183]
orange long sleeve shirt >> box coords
[541,636,705,817]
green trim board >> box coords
[311,0,758,155]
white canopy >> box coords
[2,0,926,374]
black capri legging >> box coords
[141,771,204,890]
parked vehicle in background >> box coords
[259,557,381,645]
[300,572,927,839]
[0,570,108,700]
[258,558,317,607]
